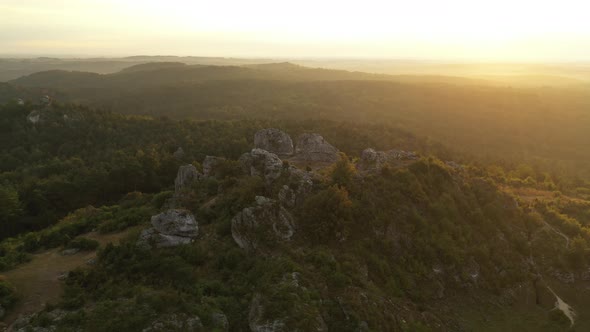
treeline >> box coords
[0,102,443,239]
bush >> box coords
[66,237,100,251]
[0,279,17,310]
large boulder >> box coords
[254,128,294,157]
[174,164,201,194]
[357,148,418,172]
[137,209,198,249]
[151,209,198,237]
[231,196,295,251]
[293,133,339,163]
[239,149,284,183]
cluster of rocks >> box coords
[357,148,418,172]
[254,128,340,163]
[137,209,199,249]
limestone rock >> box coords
[278,168,313,208]
[137,209,198,249]
[151,209,198,237]
[231,197,295,251]
[239,149,284,183]
[61,248,80,256]
[293,133,339,163]
[202,156,224,178]
[27,110,42,124]
[254,128,294,156]
[357,148,418,172]
[174,164,201,194]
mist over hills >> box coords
[2,57,590,331]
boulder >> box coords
[254,128,294,156]
[357,148,418,172]
[174,164,201,194]
[231,197,295,251]
[202,156,224,178]
[151,209,198,237]
[137,209,198,249]
[239,149,284,183]
[60,248,80,256]
[293,133,339,163]
[27,110,42,124]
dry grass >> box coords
[0,229,138,326]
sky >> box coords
[1,0,590,61]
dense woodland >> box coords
[2,63,590,331]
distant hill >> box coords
[118,61,188,73]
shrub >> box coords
[66,237,100,251]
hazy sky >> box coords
[2,0,590,60]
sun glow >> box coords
[1,0,589,60]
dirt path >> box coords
[0,230,135,327]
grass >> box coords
[0,228,139,326]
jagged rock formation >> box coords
[357,148,418,171]
[254,128,294,157]
[239,148,284,183]
[278,168,314,208]
[137,209,198,248]
[293,133,339,163]
[174,164,201,194]
[231,196,295,251]
[202,155,224,178]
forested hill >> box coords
[5,63,590,186]
[2,103,590,330]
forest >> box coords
[1,61,590,331]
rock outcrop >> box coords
[254,128,294,157]
[174,164,201,194]
[239,149,284,183]
[202,156,224,178]
[357,148,418,172]
[137,209,198,248]
[293,133,339,163]
[26,110,42,124]
[231,196,295,251]
[278,167,314,209]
